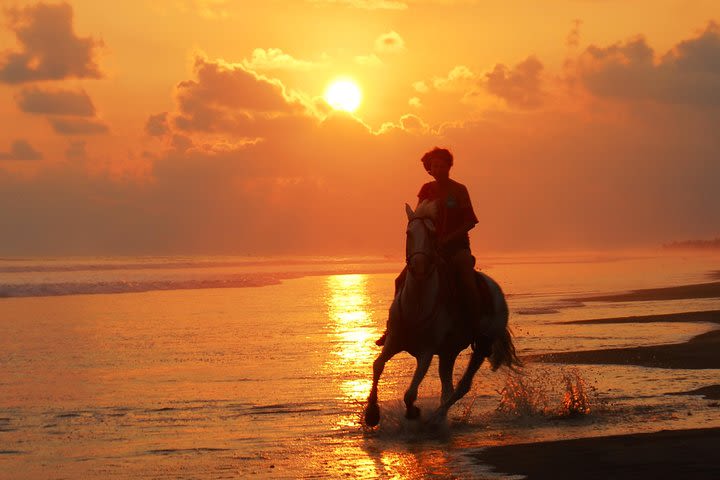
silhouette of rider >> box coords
[376,147,488,346]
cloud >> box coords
[308,0,479,10]
[567,19,582,48]
[65,140,86,160]
[413,80,429,93]
[485,56,544,108]
[49,118,109,135]
[432,65,475,90]
[15,87,96,116]
[243,48,324,71]
[575,22,720,106]
[0,2,103,84]
[355,54,383,67]
[308,0,407,9]
[191,0,230,19]
[170,56,314,135]
[0,139,42,160]
[145,112,170,137]
[409,96,422,107]
[375,31,406,54]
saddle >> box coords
[393,265,494,316]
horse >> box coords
[364,201,520,427]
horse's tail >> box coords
[487,325,522,371]
[478,273,522,371]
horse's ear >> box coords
[405,203,414,220]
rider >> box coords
[376,147,488,346]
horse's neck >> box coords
[400,269,441,316]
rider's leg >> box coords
[376,267,407,346]
[451,249,490,337]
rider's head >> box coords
[421,147,453,180]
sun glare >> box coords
[324,79,362,113]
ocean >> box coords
[1,252,719,478]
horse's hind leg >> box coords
[435,349,485,418]
[438,354,456,405]
[364,346,395,427]
[404,352,433,420]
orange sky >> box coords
[0,1,719,255]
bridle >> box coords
[405,216,438,279]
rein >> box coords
[399,216,446,330]
[405,216,437,278]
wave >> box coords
[0,256,398,274]
[0,275,284,298]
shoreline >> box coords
[475,427,720,479]
[494,308,720,478]
[529,309,720,369]
[576,281,720,302]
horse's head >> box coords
[405,201,438,278]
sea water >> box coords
[0,252,719,478]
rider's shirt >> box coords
[418,179,478,254]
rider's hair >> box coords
[421,147,453,173]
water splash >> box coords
[562,369,592,416]
[496,367,595,417]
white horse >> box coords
[364,201,519,426]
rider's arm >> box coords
[439,221,476,246]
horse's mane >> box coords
[414,200,437,220]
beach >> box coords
[477,279,720,479]
[476,427,720,479]
[1,253,719,478]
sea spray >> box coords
[496,367,597,417]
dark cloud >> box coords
[485,56,544,108]
[15,87,95,116]
[375,31,406,54]
[566,19,582,48]
[576,22,720,106]
[171,134,193,152]
[172,57,306,133]
[0,2,103,84]
[166,56,313,136]
[0,139,42,160]
[49,118,109,135]
[145,112,169,137]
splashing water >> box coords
[497,367,595,417]
[562,369,592,416]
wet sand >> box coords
[528,308,720,369]
[575,280,720,302]
[476,427,720,479]
[530,328,720,369]
[482,288,720,478]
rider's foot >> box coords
[375,332,387,346]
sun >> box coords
[324,79,362,113]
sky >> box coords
[0,0,718,256]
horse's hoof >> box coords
[364,402,380,427]
[428,408,447,425]
[405,405,421,420]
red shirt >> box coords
[418,179,478,252]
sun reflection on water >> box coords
[323,275,460,479]
[325,274,379,403]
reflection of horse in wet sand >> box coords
[365,201,520,426]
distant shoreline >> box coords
[663,238,720,250]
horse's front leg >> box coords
[364,346,395,427]
[404,352,433,420]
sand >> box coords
[477,290,720,478]
[475,427,720,479]
[575,281,720,302]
